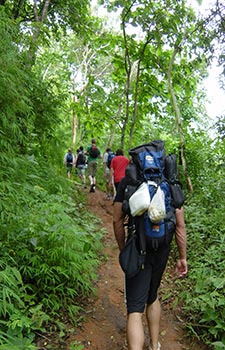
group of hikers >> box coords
[63,138,130,198]
[64,138,187,350]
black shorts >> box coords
[125,245,170,314]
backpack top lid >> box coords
[129,140,166,179]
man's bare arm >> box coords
[175,207,188,277]
[113,202,126,251]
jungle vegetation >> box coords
[0,0,224,349]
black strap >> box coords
[164,219,169,246]
[138,215,146,254]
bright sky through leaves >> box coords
[92,0,224,120]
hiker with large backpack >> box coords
[63,148,75,179]
[113,140,187,350]
[75,146,87,187]
[86,138,101,193]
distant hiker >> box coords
[103,148,115,200]
[64,148,75,179]
[113,140,187,350]
[110,149,129,192]
[86,138,101,193]
[75,146,87,187]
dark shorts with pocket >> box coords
[125,244,171,314]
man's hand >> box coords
[175,258,188,278]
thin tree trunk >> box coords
[129,38,150,147]
[72,94,78,145]
[167,48,193,192]
[28,0,51,65]
[129,60,140,148]
[121,70,131,150]
[121,5,134,150]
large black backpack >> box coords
[89,145,99,158]
[66,153,73,164]
[76,152,86,167]
[122,140,184,250]
[107,151,115,168]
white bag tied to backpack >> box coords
[148,182,166,223]
[129,181,166,220]
[129,182,150,216]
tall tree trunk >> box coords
[121,4,134,150]
[28,0,51,65]
[72,94,78,145]
[121,69,131,150]
[167,48,193,192]
[129,60,140,148]
[129,38,150,147]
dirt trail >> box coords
[67,188,206,350]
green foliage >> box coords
[0,0,225,348]
[0,263,47,349]
[175,159,225,347]
[0,10,32,153]
[69,340,85,350]
[0,148,104,348]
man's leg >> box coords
[88,163,94,190]
[125,264,153,350]
[67,167,71,179]
[127,312,144,350]
[146,298,161,350]
[82,174,86,186]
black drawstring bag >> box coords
[119,234,145,278]
[169,183,185,209]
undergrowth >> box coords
[0,154,105,349]
[171,182,225,350]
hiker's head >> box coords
[106,148,111,152]
[68,148,72,153]
[92,138,96,144]
[80,146,84,151]
[116,149,124,156]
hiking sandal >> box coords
[149,342,161,350]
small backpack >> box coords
[123,140,184,250]
[66,153,73,164]
[107,151,115,168]
[89,145,99,158]
[76,152,86,167]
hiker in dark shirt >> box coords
[103,148,115,200]
[64,148,75,179]
[75,146,86,187]
[86,138,101,193]
[113,176,187,350]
